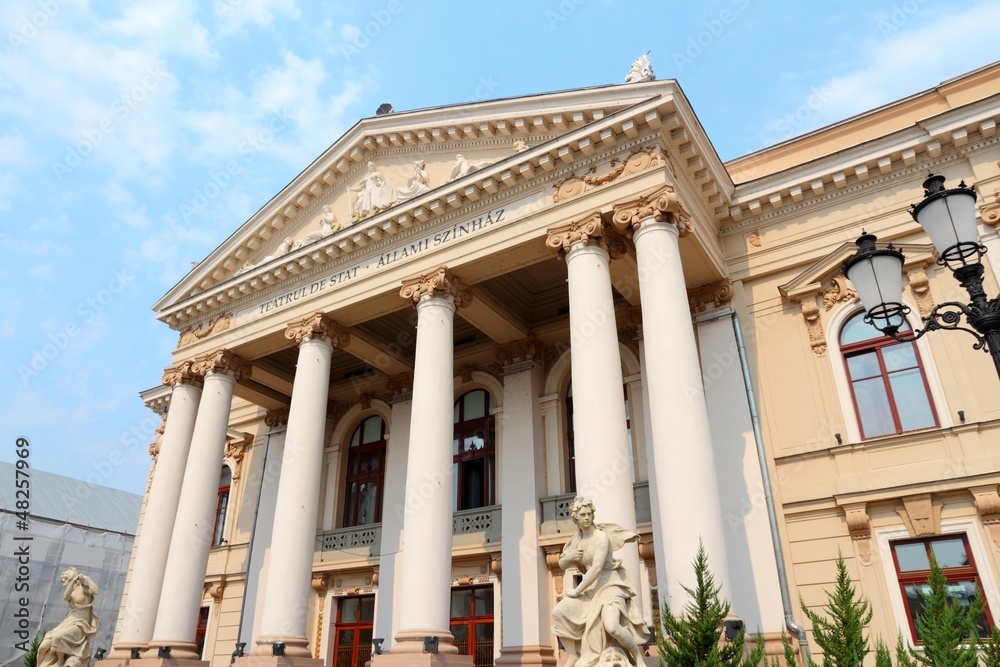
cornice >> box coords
[720,101,1000,232]
[156,85,734,326]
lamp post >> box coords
[843,173,1000,381]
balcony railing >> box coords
[318,524,381,556]
[540,480,651,526]
[452,505,502,543]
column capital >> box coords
[545,212,605,253]
[687,277,735,315]
[386,373,413,397]
[265,407,290,427]
[495,336,540,370]
[162,359,202,387]
[191,349,252,380]
[611,186,692,237]
[399,265,472,306]
[285,311,351,346]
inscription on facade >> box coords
[242,203,522,322]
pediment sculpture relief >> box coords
[448,153,495,182]
[351,161,393,221]
[394,159,430,203]
[237,206,340,275]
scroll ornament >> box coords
[285,311,351,346]
[399,266,473,306]
[191,349,252,380]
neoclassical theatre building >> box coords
[107,61,1000,667]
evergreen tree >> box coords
[800,553,872,667]
[658,543,765,667]
[980,626,1000,667]
[907,559,983,667]
[23,632,43,667]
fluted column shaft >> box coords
[110,369,202,659]
[254,316,338,657]
[632,216,731,606]
[148,351,248,659]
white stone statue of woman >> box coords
[37,568,100,667]
[395,160,430,203]
[299,205,340,245]
[351,161,391,219]
[552,498,649,667]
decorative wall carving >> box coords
[822,274,858,311]
[265,408,290,428]
[747,230,762,248]
[687,278,734,314]
[495,337,539,368]
[191,349,252,380]
[842,503,873,566]
[311,574,329,659]
[971,486,1000,550]
[980,188,1000,226]
[178,314,233,348]
[617,306,643,342]
[224,432,252,485]
[285,312,351,346]
[553,146,663,203]
[897,494,941,537]
[802,299,827,356]
[386,373,413,397]
[907,269,935,318]
[399,266,473,306]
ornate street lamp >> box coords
[843,173,1000,380]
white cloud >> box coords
[101,1,217,64]
[214,0,300,36]
[760,1,1000,145]
[0,172,21,209]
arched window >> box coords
[840,312,938,439]
[565,382,632,493]
[343,415,387,527]
[453,389,496,511]
[212,466,231,546]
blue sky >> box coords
[2,0,998,496]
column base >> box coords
[249,635,312,659]
[126,659,208,667]
[102,645,144,666]
[496,645,557,667]
[371,653,474,667]
[234,656,324,667]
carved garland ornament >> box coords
[553,146,663,203]
[178,314,233,348]
[822,274,858,311]
[312,575,329,659]
[907,269,935,318]
[285,312,351,346]
[399,266,473,306]
[191,349,252,380]
[224,433,252,485]
[802,299,827,356]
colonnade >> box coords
[108,186,732,667]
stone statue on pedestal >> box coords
[37,568,100,667]
[553,498,649,667]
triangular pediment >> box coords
[155,79,735,330]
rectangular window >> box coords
[450,586,494,667]
[891,535,993,642]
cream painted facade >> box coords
[104,62,1000,667]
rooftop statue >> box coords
[553,498,650,667]
[395,160,431,203]
[624,52,655,84]
[37,568,100,667]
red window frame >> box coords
[453,390,496,511]
[331,595,375,667]
[840,314,938,439]
[212,466,231,546]
[343,415,387,527]
[890,534,993,643]
[450,586,494,667]
[194,606,210,659]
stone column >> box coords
[108,363,203,662]
[251,313,347,664]
[373,266,472,667]
[495,339,556,667]
[145,350,250,663]
[546,214,643,604]
[373,375,413,653]
[612,189,732,607]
